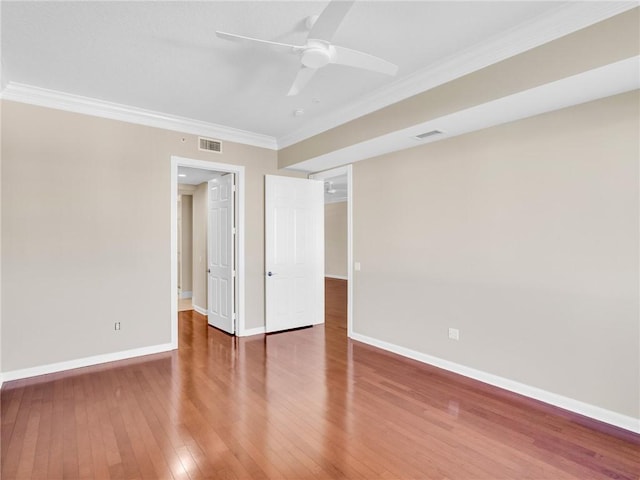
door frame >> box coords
[177,195,182,297]
[170,156,246,348]
[309,164,353,338]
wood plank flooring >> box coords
[2,278,638,479]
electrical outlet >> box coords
[448,327,459,340]
[115,322,121,331]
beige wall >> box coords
[353,91,639,419]
[191,182,208,310]
[325,202,347,278]
[180,195,193,294]
[1,100,301,372]
[279,8,640,168]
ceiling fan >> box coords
[215,0,398,96]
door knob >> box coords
[267,271,274,277]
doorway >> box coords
[177,192,194,312]
[171,156,246,348]
[309,165,353,337]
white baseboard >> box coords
[350,331,640,434]
[180,291,193,299]
[193,304,207,316]
[325,274,348,280]
[240,326,266,337]
[2,343,175,383]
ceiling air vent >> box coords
[199,137,222,153]
[414,130,443,140]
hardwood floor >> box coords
[2,278,638,479]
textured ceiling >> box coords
[1,1,568,141]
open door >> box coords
[265,175,324,333]
[207,174,235,334]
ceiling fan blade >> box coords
[215,31,303,53]
[308,0,355,42]
[331,45,398,76]
[287,67,318,96]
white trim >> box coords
[171,162,179,346]
[309,165,354,338]
[325,274,347,280]
[0,5,631,155]
[277,2,636,149]
[288,56,640,173]
[346,167,353,339]
[1,83,277,150]
[240,327,266,337]
[2,343,174,383]
[350,332,640,434]
[193,304,207,316]
[171,156,247,340]
[179,290,192,299]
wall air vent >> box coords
[414,130,444,140]
[199,137,222,153]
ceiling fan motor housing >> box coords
[301,41,334,69]
[215,0,397,95]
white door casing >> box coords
[207,174,235,334]
[171,156,246,347]
[177,195,182,295]
[265,175,324,333]
[309,165,353,338]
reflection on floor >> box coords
[2,277,638,479]
[325,276,347,333]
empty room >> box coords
[1,1,639,479]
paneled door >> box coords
[207,174,235,334]
[265,175,324,333]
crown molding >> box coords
[0,82,278,150]
[1,3,634,152]
[288,55,639,173]
[277,2,638,149]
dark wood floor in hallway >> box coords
[2,278,639,479]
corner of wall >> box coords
[350,331,640,434]
[1,343,175,384]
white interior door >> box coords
[207,174,235,334]
[265,175,324,333]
